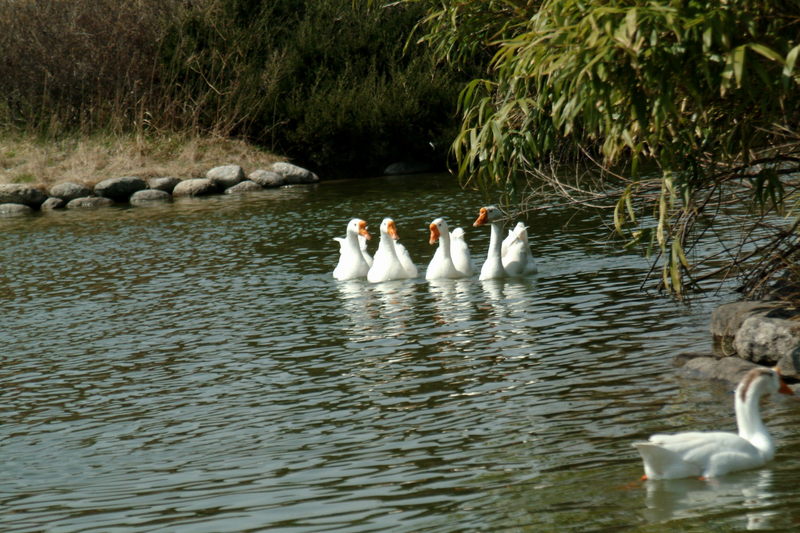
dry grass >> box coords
[0,133,283,189]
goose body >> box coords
[368,218,413,282]
[395,241,418,278]
[333,218,372,280]
[633,367,794,480]
[475,206,536,279]
[501,222,537,276]
[474,206,507,280]
[449,227,473,277]
[426,218,467,280]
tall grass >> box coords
[0,0,461,177]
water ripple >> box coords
[2,175,799,532]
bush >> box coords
[0,0,462,177]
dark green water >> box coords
[2,174,799,532]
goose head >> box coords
[473,205,502,227]
[739,367,794,403]
[348,218,371,240]
[429,218,448,245]
[382,218,399,240]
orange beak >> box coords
[387,220,399,240]
[358,220,371,240]
[473,207,488,227]
[775,367,794,395]
[429,223,440,245]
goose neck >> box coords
[736,390,773,458]
[489,222,503,255]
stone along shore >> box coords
[0,162,318,216]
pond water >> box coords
[2,174,800,532]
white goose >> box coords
[395,238,418,279]
[474,206,536,280]
[333,233,372,267]
[368,218,413,282]
[501,222,537,276]
[333,218,372,281]
[449,227,473,277]
[633,367,794,480]
[473,206,507,280]
[426,218,467,280]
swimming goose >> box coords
[450,227,473,277]
[368,218,411,282]
[426,218,467,280]
[633,367,794,480]
[501,222,537,276]
[333,218,371,280]
[474,206,536,279]
[473,206,507,280]
[395,237,418,279]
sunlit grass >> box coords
[0,133,281,189]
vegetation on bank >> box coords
[0,0,461,180]
[399,0,800,297]
[0,134,280,189]
[5,0,800,298]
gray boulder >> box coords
[270,162,319,184]
[0,184,47,208]
[249,169,284,188]
[675,353,760,385]
[0,203,34,216]
[172,178,217,197]
[384,161,434,175]
[734,315,800,377]
[130,189,171,206]
[147,176,181,193]
[225,180,263,194]
[710,301,776,340]
[49,181,92,202]
[94,176,147,201]
[206,164,244,189]
[66,196,114,209]
[41,197,66,210]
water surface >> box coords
[2,175,800,531]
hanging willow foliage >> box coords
[392,0,800,298]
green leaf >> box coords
[748,43,784,64]
[782,44,800,87]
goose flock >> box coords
[332,205,536,282]
[331,206,796,481]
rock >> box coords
[675,354,760,385]
[384,161,434,175]
[94,176,147,202]
[147,176,181,193]
[66,196,114,209]
[225,180,263,194]
[206,164,244,189]
[0,203,34,216]
[734,315,800,377]
[270,162,319,184]
[49,181,92,202]
[172,178,217,197]
[0,184,47,208]
[130,189,171,206]
[248,169,285,188]
[40,197,65,210]
[710,301,777,339]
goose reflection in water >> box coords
[428,278,474,326]
[642,470,780,530]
